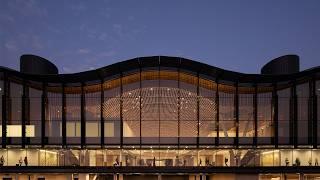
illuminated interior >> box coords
[0,58,320,175]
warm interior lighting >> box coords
[40,149,58,155]
[7,125,22,137]
[261,150,279,155]
[0,125,35,137]
[26,125,35,137]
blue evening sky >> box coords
[1,0,320,74]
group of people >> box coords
[18,156,28,166]
[0,155,28,166]
[113,157,158,167]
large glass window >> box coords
[85,86,101,145]
[159,70,179,144]
[8,81,23,144]
[257,89,273,144]
[141,70,159,144]
[179,72,198,144]
[277,87,290,145]
[105,149,121,166]
[29,85,42,144]
[122,73,140,144]
[219,84,236,145]
[66,87,81,145]
[260,149,279,166]
[103,78,121,144]
[0,148,319,167]
[199,78,217,145]
[296,83,309,145]
[46,84,62,145]
[238,86,254,145]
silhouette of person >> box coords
[0,155,4,166]
[205,158,209,166]
[153,157,156,167]
[114,157,120,166]
[24,156,28,166]
[285,158,289,166]
[18,157,22,166]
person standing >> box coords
[0,155,5,166]
[153,157,156,167]
[18,157,23,166]
[24,156,28,166]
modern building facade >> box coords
[0,54,319,180]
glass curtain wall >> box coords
[179,72,198,145]
[46,84,62,145]
[1,148,319,167]
[28,82,42,145]
[103,77,121,145]
[85,83,101,145]
[277,86,291,145]
[199,77,217,145]
[257,86,273,144]
[218,84,236,145]
[141,69,159,144]
[122,72,141,145]
[159,69,179,144]
[238,85,255,145]
[8,80,23,145]
[65,85,81,145]
[296,83,309,145]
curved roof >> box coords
[20,54,59,75]
[0,56,319,84]
[261,54,300,75]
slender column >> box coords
[62,84,66,147]
[253,84,258,147]
[272,83,278,148]
[6,78,11,146]
[158,59,160,146]
[21,80,28,148]
[100,79,105,148]
[196,72,200,148]
[25,87,30,145]
[177,61,181,148]
[1,72,8,148]
[312,77,318,148]
[41,83,47,147]
[139,61,142,146]
[120,71,123,148]
[216,79,219,146]
[308,79,314,145]
[291,82,297,147]
[235,82,239,147]
[81,83,86,148]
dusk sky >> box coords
[1,0,320,74]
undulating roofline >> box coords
[0,54,319,84]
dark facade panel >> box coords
[20,54,59,75]
[261,55,300,75]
